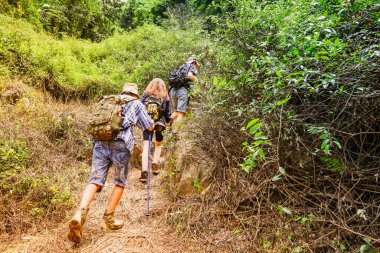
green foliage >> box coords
[321,157,345,175]
[331,239,348,252]
[277,205,292,215]
[261,237,272,250]
[0,140,72,213]
[0,14,207,98]
[2,175,73,212]
[0,143,74,220]
[272,166,286,182]
[206,0,379,129]
[45,112,76,140]
[189,0,235,30]
[0,0,125,41]
[0,140,28,174]
[359,238,377,253]
[192,179,202,192]
[292,213,315,228]
[241,118,269,172]
[120,0,183,29]
[196,3,378,247]
[308,126,342,155]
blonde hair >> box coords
[144,78,167,99]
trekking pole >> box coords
[146,133,152,216]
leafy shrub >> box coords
[1,173,74,233]
[321,157,345,175]
[120,0,180,29]
[0,140,28,174]
[189,0,380,251]
[0,0,124,41]
[0,14,207,99]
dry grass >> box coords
[1,159,206,252]
[0,79,93,238]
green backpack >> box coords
[87,95,136,140]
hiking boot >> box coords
[152,163,159,175]
[68,207,89,243]
[101,211,124,230]
[139,171,148,183]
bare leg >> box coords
[106,185,124,213]
[176,112,185,121]
[79,183,101,209]
[101,185,125,230]
[68,183,100,243]
[153,141,162,164]
[172,112,185,134]
[171,111,178,121]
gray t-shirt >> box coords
[188,63,198,76]
[183,63,198,88]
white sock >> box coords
[141,141,149,172]
[153,146,162,164]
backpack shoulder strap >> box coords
[119,95,139,131]
[121,94,138,103]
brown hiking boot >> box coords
[139,171,148,183]
[101,211,124,230]
[68,207,89,243]
[152,163,159,175]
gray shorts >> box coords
[170,87,188,113]
[89,140,131,190]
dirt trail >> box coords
[4,168,204,253]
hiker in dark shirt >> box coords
[68,83,154,244]
[140,78,171,182]
[169,56,200,134]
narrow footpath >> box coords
[4,168,204,253]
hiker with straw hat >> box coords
[68,83,154,244]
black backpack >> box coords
[144,96,164,122]
[168,63,191,88]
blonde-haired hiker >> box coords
[68,83,154,243]
[139,78,171,183]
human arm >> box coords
[139,94,154,130]
[186,64,199,82]
[187,72,198,82]
[135,101,154,131]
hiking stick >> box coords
[146,133,152,216]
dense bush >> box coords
[182,0,380,251]
[120,0,186,29]
[0,14,207,99]
[0,0,125,41]
[0,0,204,40]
